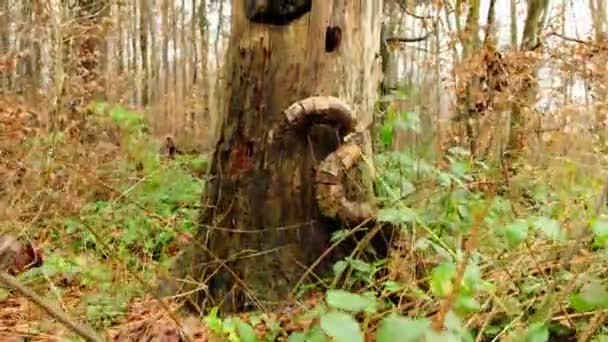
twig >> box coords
[433,193,494,331]
[0,271,102,342]
[289,218,373,298]
[330,223,387,289]
[71,213,193,342]
[475,308,496,342]
[536,176,608,332]
[578,310,607,342]
[189,238,267,313]
[386,31,433,44]
[524,241,574,328]
[545,31,608,51]
[561,175,608,269]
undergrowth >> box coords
[3,97,608,342]
[1,100,206,330]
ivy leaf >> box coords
[383,280,403,293]
[438,171,452,187]
[450,161,469,178]
[380,124,394,147]
[591,219,608,236]
[377,207,416,224]
[415,238,430,250]
[455,293,480,314]
[400,180,416,197]
[532,216,563,241]
[204,307,223,335]
[347,258,374,275]
[570,280,608,311]
[430,262,456,297]
[326,290,376,313]
[425,330,462,342]
[504,219,529,247]
[591,219,608,246]
[462,260,483,291]
[330,229,350,243]
[376,314,430,342]
[287,332,306,342]
[303,325,329,342]
[320,311,363,342]
[234,318,259,342]
[526,322,549,342]
[333,260,347,278]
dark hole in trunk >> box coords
[246,0,312,26]
[325,26,342,53]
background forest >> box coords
[3,0,608,341]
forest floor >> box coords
[2,97,608,341]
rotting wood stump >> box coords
[168,0,385,315]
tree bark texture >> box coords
[174,0,383,314]
[507,0,548,158]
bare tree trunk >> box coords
[507,0,549,158]
[148,0,158,108]
[139,0,149,106]
[199,0,211,145]
[181,0,188,99]
[510,0,518,49]
[0,0,11,89]
[161,0,170,126]
[590,0,606,42]
[17,1,38,96]
[455,0,481,154]
[133,0,142,106]
[173,1,180,124]
[380,1,399,96]
[172,0,383,315]
[117,0,125,75]
[590,0,607,132]
[52,0,108,131]
[210,0,226,145]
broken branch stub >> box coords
[268,96,376,226]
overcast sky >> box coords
[178,0,601,110]
[396,0,601,109]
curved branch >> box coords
[385,31,433,44]
[545,31,608,50]
[267,96,376,226]
[267,96,357,144]
[315,141,376,225]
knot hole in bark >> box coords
[325,26,342,53]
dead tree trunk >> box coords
[172,0,383,314]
